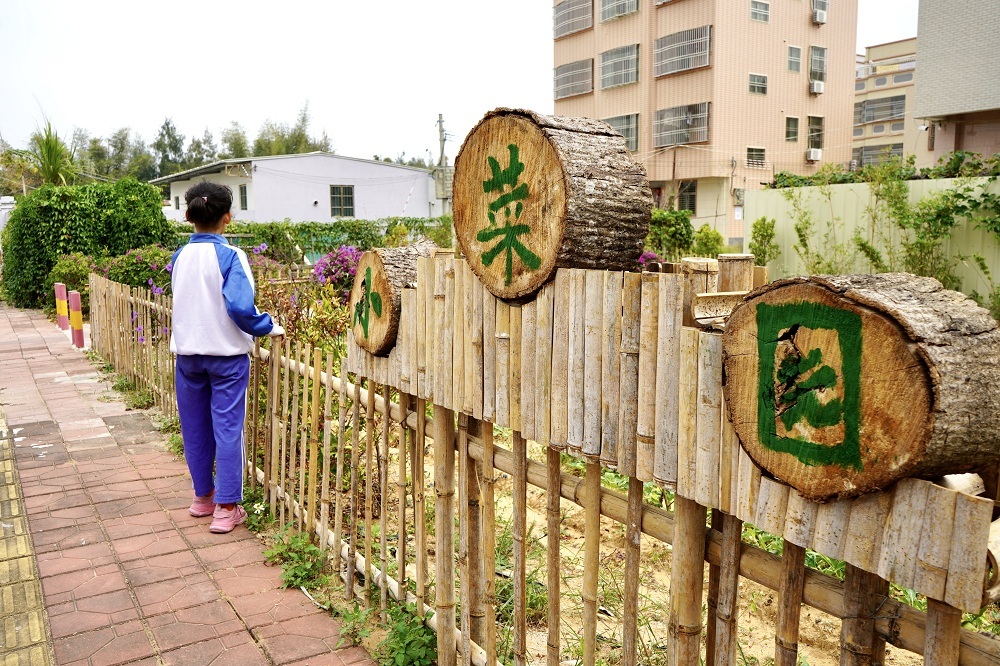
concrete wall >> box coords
[743,177,1000,298]
[0,196,14,234]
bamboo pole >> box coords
[436,257,454,412]
[333,364,348,568]
[417,259,428,399]
[289,341,303,524]
[464,262,476,417]
[320,351,334,551]
[250,339,260,490]
[347,376,362,600]
[459,414,472,666]
[622,476,643,666]
[714,514,743,666]
[380,383,391,619]
[636,273,659,480]
[601,271,623,468]
[618,272,642,476]
[480,423,498,665]
[435,405,457,666]
[308,347,322,534]
[482,281,496,422]
[546,446,561,666]
[582,460,602,666]
[280,337,293,526]
[495,302,510,429]
[841,564,889,666]
[672,495,707,666]
[454,258,465,413]
[925,599,962,666]
[513,430,528,666]
[775,542,807,666]
[654,273,683,485]
[268,339,282,516]
[550,270,570,450]
[468,419,485,649]
[366,379,376,606]
[509,304,522,434]
[583,270,603,459]
[415,398,428,617]
[298,343,313,533]
[535,282,554,447]
[520,300,536,442]
[397,393,409,604]
[473,269,485,421]
[567,270,586,455]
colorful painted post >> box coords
[68,290,85,348]
[54,283,69,330]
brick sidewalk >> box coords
[0,304,375,666]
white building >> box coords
[150,153,446,223]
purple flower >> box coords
[165,263,173,273]
[138,336,145,344]
[253,247,260,254]
[260,243,267,251]
[162,327,169,334]
[136,325,143,332]
[131,311,138,321]
[152,287,163,295]
[151,264,157,270]
[147,278,154,286]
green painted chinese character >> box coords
[478,144,540,285]
[352,266,382,339]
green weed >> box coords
[263,525,329,589]
[166,433,183,457]
[376,603,436,666]
[336,602,375,648]
[242,486,272,534]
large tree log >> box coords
[349,240,437,355]
[723,273,1000,502]
[453,108,652,301]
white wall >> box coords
[165,172,254,223]
[0,196,14,234]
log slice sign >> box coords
[723,274,1000,502]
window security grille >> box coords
[654,26,711,77]
[554,0,593,38]
[751,1,769,22]
[653,102,710,147]
[809,46,827,82]
[812,0,829,11]
[678,180,697,214]
[746,148,767,168]
[853,144,904,166]
[788,46,802,72]
[749,73,768,94]
[786,117,799,141]
[603,114,639,151]
[858,95,906,123]
[555,59,594,99]
[601,44,639,89]
[330,185,354,217]
[808,116,824,150]
[239,184,248,210]
[601,0,638,21]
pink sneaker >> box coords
[210,505,247,533]
[189,492,215,517]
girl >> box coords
[170,181,283,533]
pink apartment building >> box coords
[553,0,858,242]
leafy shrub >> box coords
[44,252,107,315]
[385,215,453,249]
[748,217,781,267]
[376,604,437,666]
[646,208,694,262]
[1,178,175,307]
[692,224,724,259]
[106,245,174,295]
[312,246,363,304]
[263,526,328,588]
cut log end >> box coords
[723,274,1000,502]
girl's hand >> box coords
[268,324,285,337]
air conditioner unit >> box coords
[806,148,823,162]
[812,9,827,24]
[809,79,825,94]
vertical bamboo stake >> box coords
[546,447,561,666]
[365,379,376,606]
[397,393,409,602]
[714,514,743,666]
[482,282,497,422]
[600,271,623,468]
[653,274,683,485]
[618,272,642,476]
[495,302,510,428]
[509,304,522,434]
[268,340,281,516]
[437,257,454,411]
[622,476,643,666]
[454,258,465,413]
[512,430,528,666]
[636,273,659,480]
[320,352,334,551]
[417,259,428,399]
[415,398,428,617]
[298,344,313,533]
[458,414,472,666]
[775,542,807,666]
[347,377,362,600]
[434,405,457,666]
[550,270,571,450]
[472,270,485,421]
[468,419,485,648]
[464,262,476,417]
[671,495,706,666]
[426,256,438,401]
[925,599,961,666]
[520,300,536,441]
[280,338,293,526]
[582,460,601,666]
[308,347,322,534]
[480,423,498,665]
[535,282,554,447]
[333,365,348,571]
[582,270,603,459]
[250,339,260,489]
[379,383,391,619]
[567,270,585,455]
[841,564,889,666]
[289,342,303,523]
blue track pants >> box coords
[175,354,250,504]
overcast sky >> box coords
[0,0,918,164]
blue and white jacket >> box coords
[169,234,276,356]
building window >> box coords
[554,59,593,99]
[654,26,711,77]
[812,0,829,11]
[554,0,593,38]
[604,114,639,151]
[786,117,799,141]
[893,72,913,84]
[330,185,354,217]
[853,127,864,137]
[873,124,885,134]
[857,95,906,123]
[746,147,767,168]
[601,0,638,22]
[239,184,248,210]
[855,81,866,91]
[874,76,887,86]
[854,144,904,166]
[174,196,180,210]
[678,180,697,214]
[808,116,824,150]
[891,122,905,132]
[809,46,827,82]
[788,46,801,72]
[749,73,768,94]
[600,44,639,89]
[750,1,769,22]
[653,102,710,147]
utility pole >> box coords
[437,114,448,167]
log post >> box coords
[723,274,1000,501]
[453,108,652,301]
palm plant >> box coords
[15,121,77,186]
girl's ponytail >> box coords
[184,181,234,227]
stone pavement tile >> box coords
[0,556,37,586]
[72,458,131,477]
[336,646,379,665]
[120,549,202,586]
[230,587,324,629]
[165,506,207,530]
[0,645,52,666]
[0,609,49,650]
[255,613,346,665]
[13,451,71,469]
[19,474,85,498]
[134,461,187,481]
[88,479,151,504]
[16,460,78,481]
[27,504,99,534]
[65,436,120,453]
[181,521,258,548]
[79,466,145,485]
[47,589,140,638]
[94,497,163,520]
[111,529,189,562]
[196,538,266,572]
[102,510,177,540]
[23,489,90,512]
[132,572,222,616]
[160,632,269,666]
[282,646,379,666]
[36,541,115,577]
[146,599,244,651]
[52,619,155,666]
[40,564,128,604]
[31,523,106,555]
[145,475,194,495]
[213,562,286,598]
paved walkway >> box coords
[0,304,374,666]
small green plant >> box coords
[646,207,695,262]
[242,486,272,533]
[376,603,437,666]
[749,216,781,267]
[152,414,181,434]
[692,223,725,259]
[336,602,375,647]
[263,525,329,589]
[166,433,184,457]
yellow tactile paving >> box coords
[0,414,53,665]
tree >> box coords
[5,121,78,187]
[184,128,217,169]
[152,118,185,177]
[252,104,332,157]
[749,216,781,267]
[219,122,250,159]
[75,128,156,182]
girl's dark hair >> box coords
[184,181,233,227]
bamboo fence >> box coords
[88,263,1000,666]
